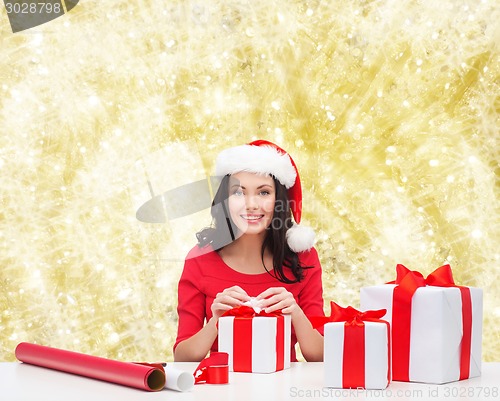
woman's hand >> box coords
[211,285,251,319]
[256,287,299,315]
[256,286,324,361]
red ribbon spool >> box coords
[194,352,229,384]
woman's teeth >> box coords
[242,215,263,220]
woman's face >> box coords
[227,171,276,237]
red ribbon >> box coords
[310,302,390,389]
[221,305,283,318]
[221,305,285,372]
[388,264,472,381]
[309,301,387,328]
[194,352,229,384]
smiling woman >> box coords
[0,0,497,368]
[173,140,325,363]
[227,172,276,237]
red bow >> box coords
[221,305,283,318]
[388,263,456,289]
[310,301,386,329]
[389,264,472,382]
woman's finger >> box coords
[256,287,283,300]
[224,286,251,301]
[258,294,283,308]
[264,300,288,313]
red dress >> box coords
[174,245,325,361]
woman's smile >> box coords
[240,213,265,223]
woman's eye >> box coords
[232,189,244,196]
[260,190,270,196]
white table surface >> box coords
[1,362,498,401]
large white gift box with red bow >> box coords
[360,264,483,384]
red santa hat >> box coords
[215,139,315,252]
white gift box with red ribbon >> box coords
[360,264,483,384]
[218,307,291,373]
[325,321,390,389]
[310,301,390,390]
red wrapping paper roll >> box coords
[15,342,166,391]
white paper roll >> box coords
[164,365,195,392]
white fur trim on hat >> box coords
[286,223,315,253]
[215,144,297,188]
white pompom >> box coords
[286,223,315,253]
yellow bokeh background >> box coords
[0,0,498,363]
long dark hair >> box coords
[196,175,307,283]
